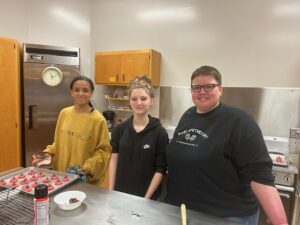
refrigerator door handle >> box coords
[31,55,43,61]
[29,105,38,129]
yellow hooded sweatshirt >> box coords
[44,106,111,186]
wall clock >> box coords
[42,66,63,86]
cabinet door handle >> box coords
[116,74,118,82]
[123,74,125,82]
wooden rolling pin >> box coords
[181,204,187,225]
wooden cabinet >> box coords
[95,49,161,86]
[95,54,121,84]
[0,37,22,172]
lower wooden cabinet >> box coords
[0,37,22,172]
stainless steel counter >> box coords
[0,168,241,225]
[48,182,241,225]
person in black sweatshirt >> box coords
[108,75,168,200]
[165,66,288,225]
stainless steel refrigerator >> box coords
[22,43,80,166]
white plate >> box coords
[54,190,86,210]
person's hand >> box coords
[81,165,90,175]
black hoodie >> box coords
[110,115,169,199]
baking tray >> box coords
[0,167,79,195]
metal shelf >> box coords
[108,106,132,112]
[105,95,129,101]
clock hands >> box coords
[50,71,60,79]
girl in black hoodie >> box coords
[108,75,169,200]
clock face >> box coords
[42,66,63,86]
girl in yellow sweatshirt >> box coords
[43,76,111,186]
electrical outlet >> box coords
[290,128,300,139]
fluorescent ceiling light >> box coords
[137,7,196,22]
[51,7,89,33]
[273,3,300,16]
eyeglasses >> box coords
[191,84,219,93]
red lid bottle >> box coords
[34,184,49,225]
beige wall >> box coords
[90,0,300,88]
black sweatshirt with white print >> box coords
[165,103,274,217]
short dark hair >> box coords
[191,65,222,85]
[70,75,95,91]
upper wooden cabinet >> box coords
[95,49,161,86]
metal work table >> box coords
[49,182,241,225]
[0,168,241,225]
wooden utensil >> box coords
[181,204,187,225]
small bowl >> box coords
[54,190,86,210]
